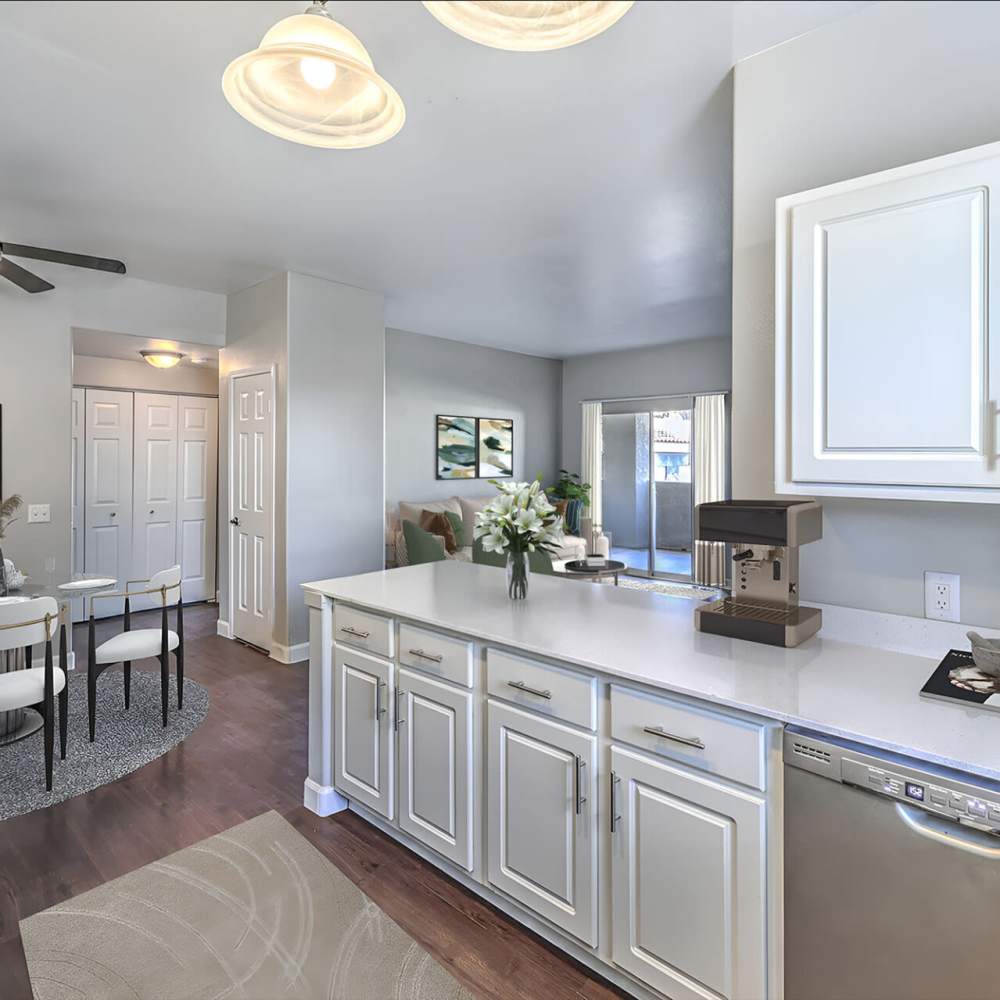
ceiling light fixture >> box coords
[222,1,405,149]
[422,1,633,51]
[141,350,185,369]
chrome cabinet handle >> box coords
[642,725,705,750]
[575,756,587,815]
[408,648,443,663]
[375,680,386,720]
[508,679,551,700]
[610,771,621,833]
[395,688,406,731]
[340,625,371,639]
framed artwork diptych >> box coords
[435,414,513,480]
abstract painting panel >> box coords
[436,415,477,479]
[477,417,513,478]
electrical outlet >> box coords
[924,571,960,623]
[27,504,50,524]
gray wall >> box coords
[560,337,731,473]
[732,0,1000,625]
[385,328,562,511]
[73,355,218,395]
[285,273,385,646]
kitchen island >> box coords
[302,561,1000,1000]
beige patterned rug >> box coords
[20,810,473,1000]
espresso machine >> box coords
[693,500,823,647]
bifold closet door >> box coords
[176,396,218,604]
[131,393,179,611]
[70,388,85,622]
[84,389,133,619]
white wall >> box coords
[560,337,732,472]
[0,270,225,586]
[285,273,385,648]
[73,355,218,395]
[732,0,1000,625]
[386,329,563,512]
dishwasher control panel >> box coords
[785,728,1000,834]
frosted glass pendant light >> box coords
[222,1,404,149]
[422,1,633,51]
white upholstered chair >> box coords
[87,566,184,741]
[0,596,67,790]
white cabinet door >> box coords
[84,389,133,618]
[132,393,178,611]
[177,396,218,603]
[397,668,474,871]
[487,700,597,946]
[610,745,767,1000]
[777,140,1000,501]
[335,645,393,820]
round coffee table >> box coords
[560,559,627,585]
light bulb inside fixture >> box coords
[140,350,184,369]
[299,55,337,90]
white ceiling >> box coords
[0,1,867,358]
[72,328,219,367]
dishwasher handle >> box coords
[895,803,1000,860]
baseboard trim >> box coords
[216,619,232,639]
[271,641,309,664]
[303,778,348,816]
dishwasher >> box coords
[784,727,1000,1000]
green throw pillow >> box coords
[402,519,446,564]
[444,510,467,549]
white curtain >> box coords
[694,393,727,586]
[581,401,603,534]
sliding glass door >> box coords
[601,399,694,581]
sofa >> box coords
[389,495,609,569]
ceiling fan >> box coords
[0,242,126,293]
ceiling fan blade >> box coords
[0,256,55,293]
[0,243,126,275]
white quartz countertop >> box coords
[303,562,1000,782]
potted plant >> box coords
[546,470,591,536]
[0,494,23,597]
[474,480,564,600]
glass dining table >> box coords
[0,576,117,745]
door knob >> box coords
[109,512,116,518]
[230,516,240,526]
[149,509,154,515]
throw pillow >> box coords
[444,510,467,549]
[402,519,446,564]
[420,509,459,554]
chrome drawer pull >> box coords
[508,679,552,700]
[340,625,370,639]
[394,688,406,731]
[642,725,705,750]
[575,756,587,815]
[375,680,386,720]
[408,648,443,663]
[610,772,621,833]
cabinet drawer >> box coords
[487,648,596,730]
[399,623,474,688]
[333,604,394,659]
[610,684,766,790]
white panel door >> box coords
[335,644,394,820]
[783,145,1000,493]
[70,387,85,622]
[177,396,218,603]
[231,372,272,650]
[610,745,767,1000]
[132,393,178,611]
[84,389,133,618]
[487,700,597,946]
[397,667,474,871]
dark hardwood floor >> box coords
[0,603,624,999]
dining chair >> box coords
[0,597,67,790]
[87,565,184,741]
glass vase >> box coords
[506,551,530,600]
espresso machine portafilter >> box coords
[693,500,823,648]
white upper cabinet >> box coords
[776,140,1000,502]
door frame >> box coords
[226,365,276,651]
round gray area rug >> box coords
[0,670,209,821]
